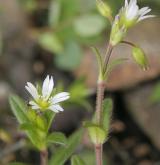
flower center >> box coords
[37,99,50,110]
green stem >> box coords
[40,149,48,165]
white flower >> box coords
[25,75,70,113]
[121,0,154,27]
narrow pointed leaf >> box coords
[47,132,67,146]
[102,98,113,133]
[20,123,46,150]
[49,129,83,165]
[71,155,86,165]
[9,95,29,124]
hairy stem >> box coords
[40,149,48,165]
[95,81,105,124]
[94,42,113,165]
[94,81,105,165]
[95,144,103,165]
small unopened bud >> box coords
[132,46,149,70]
[96,0,112,19]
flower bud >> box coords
[96,0,112,19]
[132,46,149,70]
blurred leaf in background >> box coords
[18,0,38,13]
[55,41,82,70]
[36,0,109,71]
[56,78,91,111]
[150,83,160,104]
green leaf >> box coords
[71,155,86,165]
[73,14,106,37]
[38,32,63,54]
[84,122,106,144]
[9,95,29,124]
[102,98,113,133]
[91,47,104,80]
[55,41,82,71]
[20,123,46,150]
[47,132,67,146]
[49,129,83,165]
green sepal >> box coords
[47,132,67,146]
[71,155,86,165]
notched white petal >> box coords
[42,75,50,98]
[48,76,54,98]
[51,92,70,104]
[49,104,64,113]
[25,82,39,100]
[42,75,54,99]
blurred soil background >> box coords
[0,0,160,164]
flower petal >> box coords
[42,75,50,98]
[51,92,70,104]
[125,0,128,7]
[49,104,64,113]
[139,8,151,17]
[138,14,155,21]
[32,105,40,110]
[25,82,39,100]
[48,76,54,97]
[42,75,54,99]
